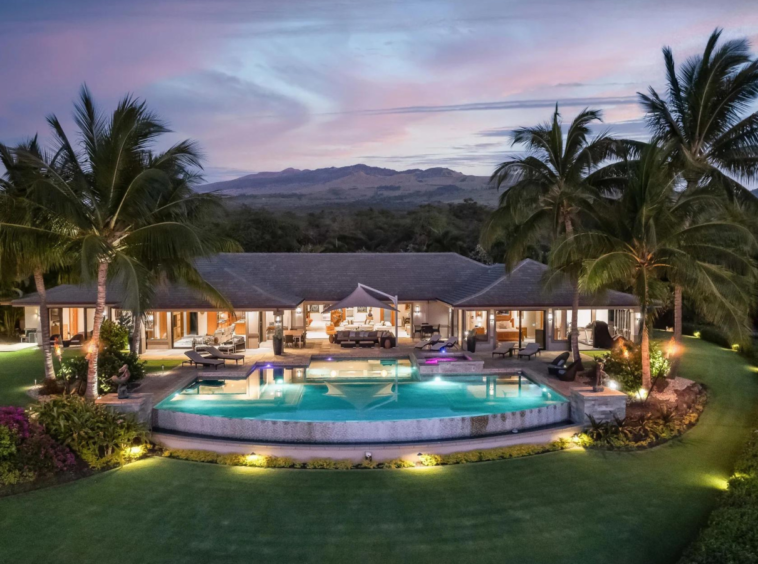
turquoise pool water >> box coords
[155,361,567,423]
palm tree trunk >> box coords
[640,321,651,391]
[562,214,581,363]
[571,283,581,363]
[33,270,55,381]
[669,285,683,378]
[85,262,109,400]
[130,312,142,354]
[673,285,682,343]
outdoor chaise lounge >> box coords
[517,342,541,360]
[492,342,517,358]
[430,336,458,351]
[556,361,581,382]
[182,351,225,369]
[203,346,245,365]
[546,352,571,375]
[414,333,441,350]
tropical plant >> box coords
[602,342,670,393]
[32,395,147,468]
[483,105,612,362]
[639,28,758,345]
[0,138,70,381]
[560,143,756,388]
[15,86,236,399]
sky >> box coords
[1,0,758,183]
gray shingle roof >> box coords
[11,253,637,310]
[451,259,638,308]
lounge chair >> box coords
[547,352,571,375]
[182,351,225,369]
[492,342,517,358]
[414,333,441,350]
[556,361,581,382]
[203,346,245,365]
[430,336,458,351]
[517,342,541,360]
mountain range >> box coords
[197,164,498,210]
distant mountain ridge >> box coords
[197,164,497,209]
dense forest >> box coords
[201,198,535,263]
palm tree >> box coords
[0,138,70,382]
[18,86,235,399]
[639,28,758,345]
[560,143,756,389]
[483,105,611,363]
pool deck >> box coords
[136,340,599,405]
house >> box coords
[12,253,639,351]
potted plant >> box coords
[273,325,284,356]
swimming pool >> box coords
[153,358,570,443]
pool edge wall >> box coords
[151,422,582,462]
[152,402,571,444]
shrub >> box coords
[0,425,16,459]
[382,458,415,469]
[418,454,442,467]
[99,319,129,351]
[305,458,337,469]
[698,326,731,349]
[0,406,31,438]
[602,342,670,393]
[163,449,220,464]
[357,459,379,469]
[0,406,77,486]
[97,350,146,394]
[56,356,89,394]
[56,349,146,395]
[678,432,758,563]
[32,396,148,469]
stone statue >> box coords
[111,364,131,399]
[591,360,606,392]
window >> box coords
[465,310,488,341]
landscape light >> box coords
[693,331,701,338]
[608,380,619,390]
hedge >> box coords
[678,431,758,563]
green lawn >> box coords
[0,349,181,406]
[0,348,80,406]
[1,337,757,564]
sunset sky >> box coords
[2,0,758,182]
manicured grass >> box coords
[143,358,183,374]
[1,337,757,564]
[0,348,80,406]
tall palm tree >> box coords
[639,28,758,345]
[0,138,70,382]
[483,105,611,362]
[559,143,756,389]
[18,86,235,399]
